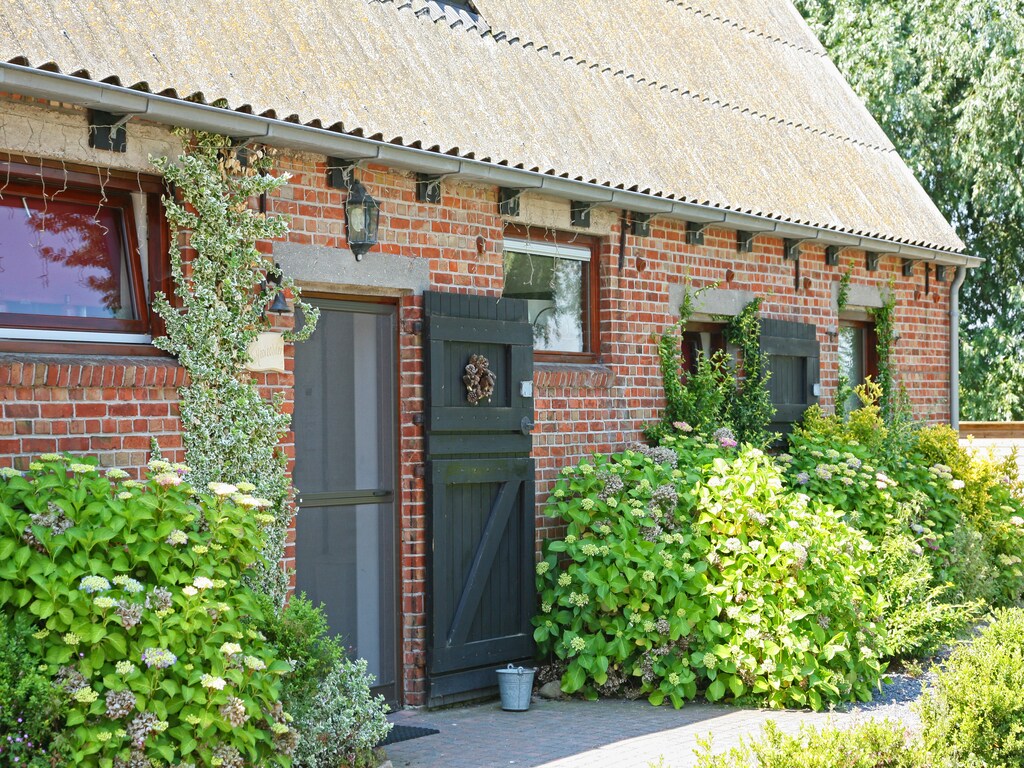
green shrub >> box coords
[257,594,391,768]
[291,657,391,768]
[919,608,1024,767]
[0,615,69,767]
[915,425,1024,604]
[256,594,341,708]
[689,718,929,768]
[534,436,886,711]
[783,385,998,653]
[874,519,983,658]
[0,455,297,768]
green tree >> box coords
[796,0,1024,420]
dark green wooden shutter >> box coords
[760,318,820,434]
[423,291,536,707]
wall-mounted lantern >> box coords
[345,180,381,261]
[327,158,381,261]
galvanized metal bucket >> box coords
[496,664,535,711]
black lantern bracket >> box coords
[326,158,362,192]
[326,159,382,261]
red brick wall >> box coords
[0,357,186,473]
[0,148,957,707]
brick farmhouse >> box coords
[0,0,977,706]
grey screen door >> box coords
[292,298,399,704]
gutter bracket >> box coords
[631,212,652,238]
[825,245,854,267]
[326,157,359,191]
[570,200,597,228]
[88,109,139,153]
[785,238,817,261]
[686,221,716,247]
[499,187,525,217]
[865,251,894,272]
[738,229,775,254]
[416,173,450,204]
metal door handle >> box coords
[520,416,535,435]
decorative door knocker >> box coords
[464,354,496,405]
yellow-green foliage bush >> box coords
[690,719,929,768]
[913,425,1024,604]
[919,608,1024,768]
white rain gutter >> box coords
[949,266,967,430]
[0,62,982,268]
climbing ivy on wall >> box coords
[152,132,319,605]
[871,289,897,424]
[724,297,777,448]
[647,288,775,449]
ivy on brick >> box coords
[871,288,897,424]
[647,286,775,449]
[152,132,319,605]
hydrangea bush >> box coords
[0,456,297,768]
[534,433,886,710]
[782,382,1024,646]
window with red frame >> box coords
[502,234,599,360]
[680,322,728,376]
[0,161,159,345]
[838,319,880,413]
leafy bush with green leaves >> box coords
[914,425,1024,605]
[534,435,886,711]
[255,594,340,709]
[0,455,297,768]
[688,718,929,768]
[785,385,962,552]
[782,384,989,654]
[919,608,1024,768]
[0,615,69,767]
[256,595,391,768]
[786,384,1024,613]
[872,517,983,659]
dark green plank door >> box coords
[424,291,536,706]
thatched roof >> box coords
[0,0,965,252]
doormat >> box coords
[378,724,441,747]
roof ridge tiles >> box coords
[673,1,826,57]
[379,0,894,154]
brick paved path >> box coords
[384,698,846,768]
